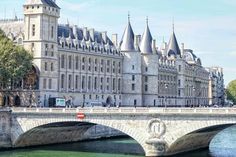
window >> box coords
[82,76,85,90]
[45,62,48,71]
[49,79,52,89]
[61,74,65,89]
[45,44,48,56]
[68,56,72,69]
[132,83,135,91]
[178,65,181,72]
[88,76,91,90]
[51,63,53,71]
[178,89,181,96]
[68,75,72,89]
[145,67,148,72]
[107,78,110,91]
[132,65,134,70]
[134,99,137,106]
[107,60,110,73]
[145,85,148,92]
[100,78,103,90]
[132,75,135,81]
[113,78,116,91]
[43,79,47,89]
[32,24,35,36]
[178,80,181,86]
[75,75,79,89]
[75,56,79,70]
[61,55,65,68]
[113,61,116,73]
[94,77,97,90]
[51,45,54,56]
[118,79,121,91]
[145,76,148,82]
[51,26,54,38]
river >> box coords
[1,126,236,157]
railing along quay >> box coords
[10,107,236,115]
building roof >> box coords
[58,24,114,46]
[167,32,181,57]
[120,18,135,52]
[140,21,153,54]
[25,0,60,9]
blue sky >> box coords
[0,0,236,85]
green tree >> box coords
[0,29,33,105]
[226,80,236,105]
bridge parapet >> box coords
[11,107,236,115]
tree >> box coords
[0,29,33,105]
[226,80,236,105]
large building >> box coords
[0,0,224,107]
[206,67,225,106]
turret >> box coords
[140,18,153,54]
[167,23,181,58]
[120,14,135,52]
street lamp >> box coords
[165,84,168,108]
[193,87,195,107]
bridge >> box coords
[3,107,236,156]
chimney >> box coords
[112,34,118,46]
[134,35,141,46]
[89,28,95,41]
[152,39,157,53]
[73,25,78,39]
[102,31,107,44]
[83,27,88,40]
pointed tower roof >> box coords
[120,14,135,52]
[140,18,153,54]
[167,22,181,57]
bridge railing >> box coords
[10,107,236,115]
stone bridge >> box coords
[5,107,236,156]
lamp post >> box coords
[165,84,168,108]
[193,87,196,107]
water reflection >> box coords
[0,125,236,157]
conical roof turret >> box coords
[120,14,135,52]
[167,24,181,57]
[140,18,153,54]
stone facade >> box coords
[0,0,224,107]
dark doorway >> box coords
[3,96,9,106]
[106,96,113,107]
[14,95,21,107]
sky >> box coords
[0,0,236,86]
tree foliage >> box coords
[226,80,236,104]
[0,29,33,89]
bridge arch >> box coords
[165,123,235,155]
[12,118,146,155]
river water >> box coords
[1,126,236,157]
